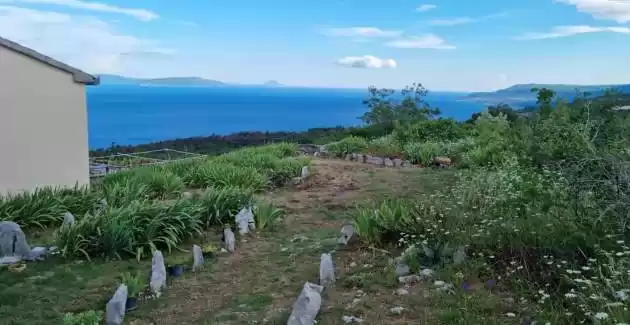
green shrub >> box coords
[62,310,103,325]
[0,186,99,228]
[325,136,368,157]
[186,161,268,191]
[366,135,403,157]
[254,200,284,230]
[194,186,253,227]
[56,199,204,260]
[403,141,443,165]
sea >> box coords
[87,85,486,149]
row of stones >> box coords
[343,153,415,168]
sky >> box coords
[0,0,629,91]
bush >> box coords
[325,136,368,157]
[366,135,403,158]
[194,186,253,227]
[253,200,284,230]
[56,199,204,260]
[186,161,268,191]
[403,141,444,165]
[0,186,99,228]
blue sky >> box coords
[0,0,629,91]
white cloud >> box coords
[429,12,507,26]
[0,5,173,74]
[429,17,474,26]
[416,4,436,12]
[385,34,456,49]
[322,26,402,38]
[517,25,630,40]
[336,55,397,69]
[0,0,158,21]
[556,0,630,23]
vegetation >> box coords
[1,143,305,260]
[345,84,630,324]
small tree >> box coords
[360,83,440,126]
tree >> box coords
[360,83,440,125]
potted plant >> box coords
[120,272,143,311]
[166,255,188,277]
[201,243,218,258]
[62,310,103,325]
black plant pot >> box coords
[167,265,185,277]
[125,297,138,311]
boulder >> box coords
[0,221,31,259]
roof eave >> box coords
[74,73,100,86]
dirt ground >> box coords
[3,158,485,325]
[122,159,460,325]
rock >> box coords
[224,228,236,252]
[181,191,193,199]
[150,250,167,295]
[384,158,394,167]
[453,246,467,265]
[320,253,336,288]
[342,315,365,323]
[192,245,204,272]
[392,158,402,167]
[434,156,452,168]
[61,212,75,229]
[301,166,310,179]
[402,160,412,167]
[235,207,255,235]
[29,246,47,260]
[390,307,405,315]
[0,256,21,265]
[395,288,409,296]
[0,221,31,259]
[366,155,384,166]
[314,152,320,157]
[418,268,434,278]
[349,262,357,268]
[106,284,128,325]
[398,275,420,285]
[395,263,411,277]
[287,282,324,325]
[338,224,356,245]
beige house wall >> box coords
[0,46,90,196]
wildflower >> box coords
[594,312,609,320]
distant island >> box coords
[97,75,285,88]
[262,80,283,87]
[98,75,226,86]
[465,83,630,107]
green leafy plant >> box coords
[120,272,144,298]
[253,201,284,230]
[62,310,103,325]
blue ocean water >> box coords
[87,85,485,149]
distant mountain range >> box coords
[97,75,283,87]
[464,83,630,107]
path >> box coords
[127,159,457,325]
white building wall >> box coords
[0,45,90,195]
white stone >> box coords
[61,212,75,229]
[342,315,365,323]
[301,166,310,179]
[390,307,405,315]
[150,250,167,294]
[224,228,236,252]
[0,221,31,259]
[287,282,323,325]
[319,253,335,288]
[106,284,128,325]
[235,207,255,235]
[395,288,409,295]
[192,245,204,272]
